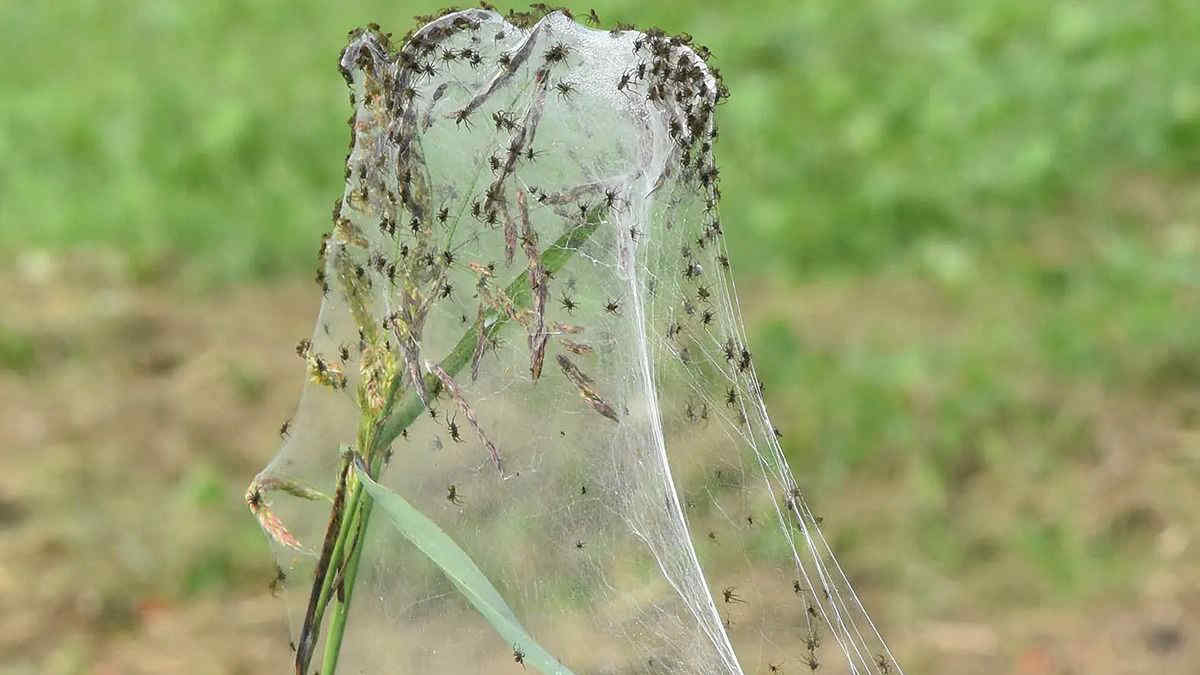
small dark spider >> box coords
[769,664,781,673]
[721,586,744,604]
[575,540,585,549]
[875,654,891,674]
[577,202,590,219]
[586,8,600,25]
[488,154,502,172]
[696,285,711,302]
[701,309,714,325]
[441,249,456,266]
[453,108,473,128]
[513,644,526,668]
[555,80,577,101]
[603,189,618,210]
[560,292,577,313]
[447,484,463,505]
[269,564,286,596]
[617,70,632,91]
[448,414,462,442]
[437,206,449,223]
[717,254,730,269]
[725,387,737,406]
[604,298,621,315]
[793,579,803,595]
[544,42,568,63]
[441,48,457,62]
[439,281,454,299]
[803,653,820,671]
[723,338,736,361]
[524,145,543,162]
[279,418,291,439]
[339,344,351,361]
[707,530,718,542]
[580,484,587,495]
[738,348,752,372]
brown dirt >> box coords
[1,250,1196,674]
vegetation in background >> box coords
[0,1,1196,673]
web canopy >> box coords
[249,8,900,674]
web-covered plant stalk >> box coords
[247,7,901,674]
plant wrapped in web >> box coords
[247,7,902,675]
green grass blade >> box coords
[351,457,576,675]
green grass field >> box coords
[2,1,1198,672]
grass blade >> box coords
[351,456,575,675]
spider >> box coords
[575,540,585,550]
[447,484,463,505]
[604,298,621,315]
[804,628,821,651]
[617,70,632,92]
[586,8,600,25]
[721,586,744,604]
[874,654,891,674]
[603,189,619,210]
[803,654,820,671]
[769,665,782,673]
[555,81,577,101]
[544,42,568,63]
[339,344,350,361]
[524,145,543,162]
[437,206,449,223]
[725,387,737,407]
[560,292,577,314]
[448,414,463,443]
[278,418,291,439]
[269,564,286,596]
[453,108,473,128]
[513,644,526,669]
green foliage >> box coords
[4,1,1195,282]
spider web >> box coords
[250,9,901,674]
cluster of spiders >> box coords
[275,7,906,674]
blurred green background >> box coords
[2,1,1197,673]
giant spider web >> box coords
[249,8,901,674]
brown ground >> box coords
[1,250,1196,674]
